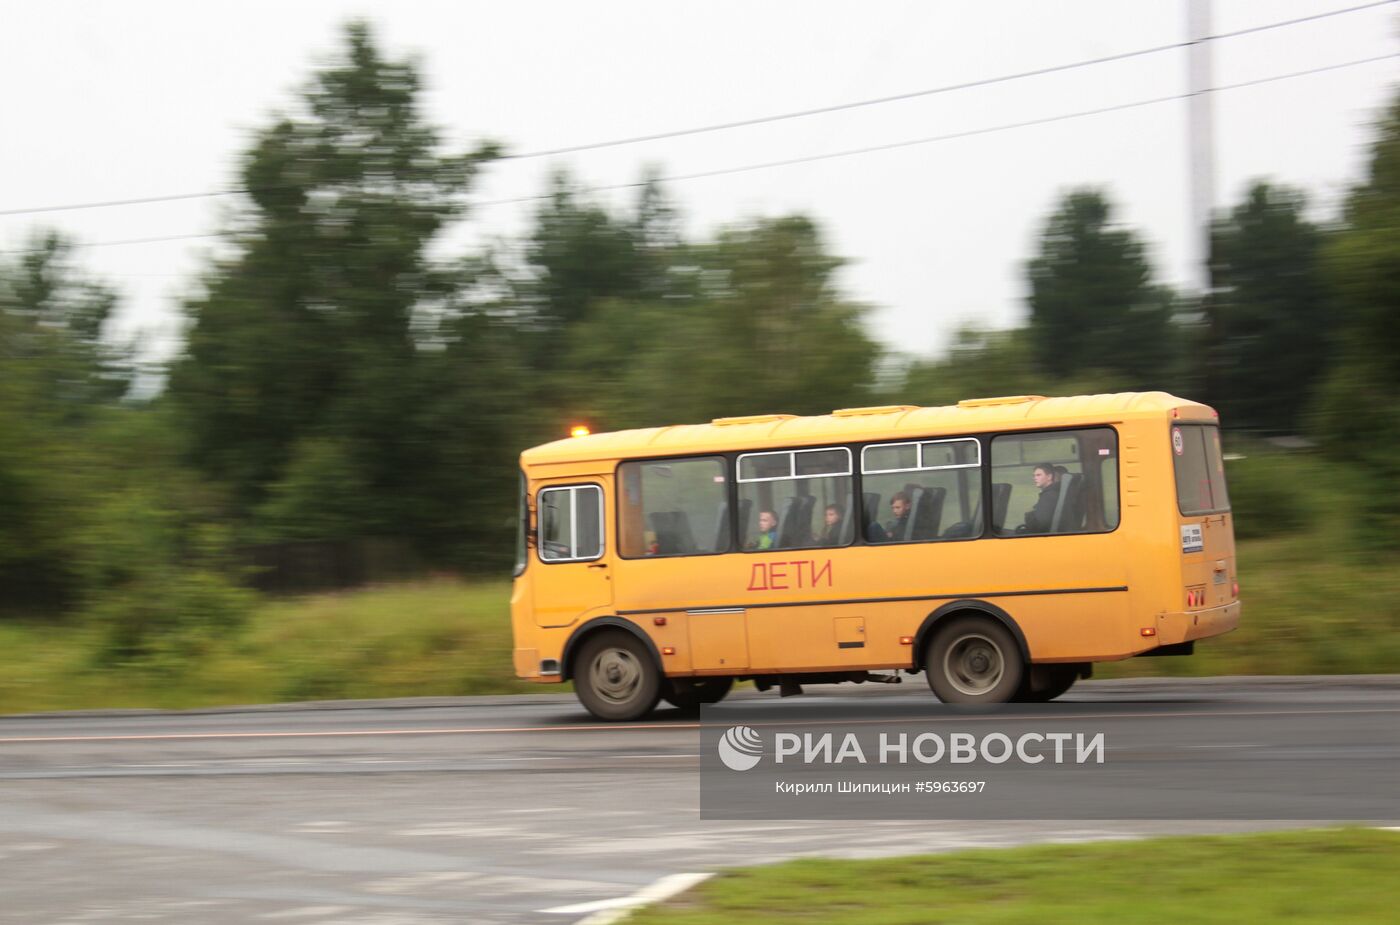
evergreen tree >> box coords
[167,22,503,558]
[1208,181,1330,433]
[1028,190,1179,389]
[1313,93,1400,547]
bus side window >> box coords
[989,429,1118,537]
[862,439,980,543]
[538,485,604,561]
[738,447,853,552]
[618,456,730,558]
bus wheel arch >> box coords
[919,605,1027,704]
[913,600,1031,672]
[561,616,663,683]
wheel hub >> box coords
[590,648,641,704]
[944,633,1004,697]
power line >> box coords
[0,188,294,218]
[504,0,1400,159]
[1,231,225,254]
[2,50,1395,256]
[471,52,1400,206]
[0,0,1392,221]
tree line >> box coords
[1,23,1396,657]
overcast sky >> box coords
[2,1,1396,363]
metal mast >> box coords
[1187,0,1216,293]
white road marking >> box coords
[542,896,636,915]
[542,872,712,922]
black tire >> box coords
[924,615,1025,705]
[1013,665,1079,703]
[573,630,662,721]
[663,677,734,711]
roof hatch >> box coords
[957,395,1046,409]
[831,405,918,417]
[711,413,797,426]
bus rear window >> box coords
[1173,424,1230,515]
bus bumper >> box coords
[1154,600,1241,646]
[513,647,567,683]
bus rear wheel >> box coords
[573,631,662,721]
[663,677,734,711]
[924,616,1024,705]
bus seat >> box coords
[777,495,808,548]
[787,494,817,546]
[713,501,731,552]
[862,491,882,538]
[1050,473,1079,533]
[648,511,697,555]
[1057,473,1087,532]
[736,497,753,545]
[909,485,946,540]
[990,482,1012,533]
[945,483,1002,539]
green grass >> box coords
[626,829,1400,925]
[1101,447,1400,678]
[1101,533,1400,678]
[0,578,545,714]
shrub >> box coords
[1224,450,1315,540]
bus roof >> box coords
[521,391,1214,468]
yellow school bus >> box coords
[511,392,1239,720]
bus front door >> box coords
[532,480,614,628]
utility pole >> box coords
[1187,0,1218,398]
[1187,0,1215,292]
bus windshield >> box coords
[513,471,528,576]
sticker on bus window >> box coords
[1181,523,1204,554]
[1172,426,1184,456]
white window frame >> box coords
[736,446,853,483]
[861,438,981,475]
[537,484,605,563]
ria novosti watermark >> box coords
[699,703,1400,821]
[718,725,1104,771]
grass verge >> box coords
[626,828,1400,925]
[1102,534,1400,678]
[0,578,544,714]
[1,537,1397,714]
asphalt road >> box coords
[1,675,1397,924]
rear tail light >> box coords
[1232,581,1239,598]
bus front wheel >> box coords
[573,631,662,721]
[924,616,1024,705]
